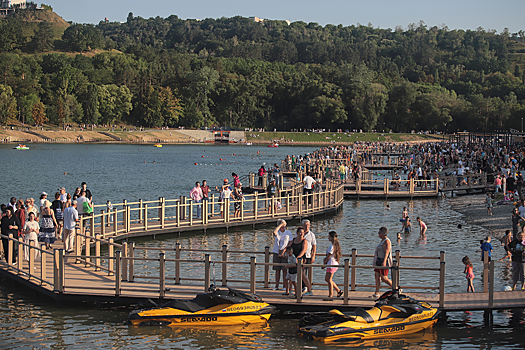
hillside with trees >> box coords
[0,9,524,132]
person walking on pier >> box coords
[302,219,317,293]
[190,182,203,219]
[272,219,292,290]
[508,231,525,291]
[38,201,57,250]
[462,256,475,292]
[372,227,393,298]
[287,227,313,295]
[486,193,493,216]
[258,165,266,187]
[63,200,79,253]
[303,173,315,207]
[324,231,343,300]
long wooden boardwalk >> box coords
[1,241,523,312]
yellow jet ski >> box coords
[297,290,440,343]
[128,286,276,327]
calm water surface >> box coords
[0,144,523,349]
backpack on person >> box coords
[83,201,93,214]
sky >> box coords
[47,0,524,33]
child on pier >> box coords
[283,246,297,296]
[462,256,475,292]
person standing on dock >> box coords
[302,219,317,293]
[63,200,79,253]
[190,182,203,219]
[303,173,315,207]
[267,179,279,214]
[257,166,265,187]
[1,207,21,263]
[272,219,292,290]
[220,179,232,219]
[508,231,525,291]
[201,180,210,202]
[372,227,393,298]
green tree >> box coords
[33,21,55,52]
[184,66,219,128]
[62,24,104,52]
[19,93,40,124]
[32,101,47,125]
[0,84,18,125]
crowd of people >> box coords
[0,182,94,263]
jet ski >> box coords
[128,286,276,327]
[297,290,440,343]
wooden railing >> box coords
[75,179,344,240]
[1,234,504,310]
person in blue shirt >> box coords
[480,236,493,262]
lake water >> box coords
[1,143,523,349]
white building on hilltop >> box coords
[0,0,27,8]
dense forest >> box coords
[1,8,525,132]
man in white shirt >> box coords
[63,200,79,253]
[302,219,317,292]
[303,173,315,207]
[272,219,292,290]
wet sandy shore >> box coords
[447,193,515,242]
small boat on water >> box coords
[268,143,279,148]
[128,287,276,327]
[154,143,163,148]
[14,144,29,150]
[245,142,253,146]
[297,290,440,343]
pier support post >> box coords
[222,245,228,287]
[175,243,181,285]
[343,259,349,305]
[159,252,165,299]
[250,257,256,294]
[115,250,121,296]
[204,254,211,292]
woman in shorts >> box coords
[324,231,343,300]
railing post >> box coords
[17,237,23,272]
[225,198,230,222]
[175,242,181,285]
[115,250,121,296]
[254,192,258,220]
[343,258,349,305]
[84,234,91,267]
[439,261,446,309]
[58,248,65,292]
[221,244,228,287]
[100,210,106,237]
[297,257,303,302]
[286,194,290,216]
[159,197,163,222]
[129,242,135,282]
[143,204,148,231]
[483,250,489,293]
[7,234,13,265]
[161,197,165,229]
[53,249,60,291]
[391,260,399,291]
[41,245,47,282]
[351,248,357,291]
[203,200,208,225]
[113,208,117,235]
[123,205,127,233]
[189,200,193,226]
[122,241,128,281]
[250,257,256,294]
[29,240,35,279]
[90,213,95,237]
[159,252,165,299]
[264,246,270,288]
[298,192,303,215]
[139,199,143,223]
[95,234,101,271]
[488,261,494,307]
[176,200,181,227]
[204,254,211,292]
[108,238,114,276]
[126,206,131,232]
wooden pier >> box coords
[1,235,523,313]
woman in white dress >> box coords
[23,212,41,261]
